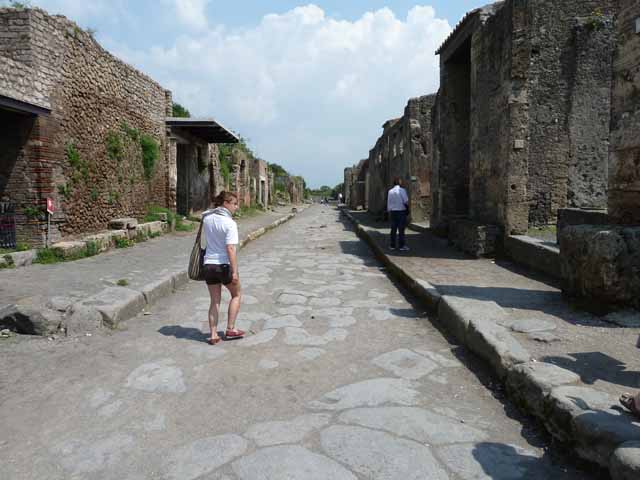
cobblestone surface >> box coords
[0,206,601,479]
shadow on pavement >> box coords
[541,352,640,389]
[158,325,210,343]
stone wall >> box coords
[0,7,172,244]
[609,0,640,224]
[433,0,616,245]
[365,95,435,221]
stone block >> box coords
[611,441,640,480]
[8,250,36,268]
[172,270,189,289]
[504,235,562,280]
[51,241,86,259]
[0,304,62,335]
[560,225,640,310]
[80,286,146,328]
[108,217,138,230]
[448,219,501,257]
[543,386,618,444]
[557,208,608,243]
[506,362,580,418]
[83,232,112,252]
[573,411,640,468]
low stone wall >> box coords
[560,225,640,310]
[448,219,500,257]
[556,208,608,244]
[504,235,562,280]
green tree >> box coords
[172,102,191,118]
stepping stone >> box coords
[163,434,247,480]
[298,348,326,360]
[240,330,278,347]
[372,349,438,379]
[277,294,307,305]
[244,414,332,446]
[338,407,487,444]
[233,445,355,480]
[321,425,448,480]
[309,378,420,410]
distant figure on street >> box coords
[202,191,243,344]
[338,192,343,204]
[387,177,409,251]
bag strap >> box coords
[197,211,217,249]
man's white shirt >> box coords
[387,185,409,211]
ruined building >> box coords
[432,0,617,255]
[365,95,436,222]
[344,159,368,210]
[0,7,236,248]
[560,0,640,309]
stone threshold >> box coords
[341,208,640,480]
[503,235,562,281]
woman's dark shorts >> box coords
[204,263,233,285]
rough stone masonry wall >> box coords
[0,8,171,243]
[367,120,397,216]
[524,0,616,227]
[609,0,640,224]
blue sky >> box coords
[17,1,488,188]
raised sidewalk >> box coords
[342,208,640,480]
[0,206,302,336]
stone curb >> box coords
[340,208,640,479]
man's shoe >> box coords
[399,246,410,251]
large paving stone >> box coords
[277,293,307,305]
[572,410,640,467]
[284,327,348,346]
[233,445,356,480]
[125,358,186,393]
[163,434,247,480]
[244,413,332,446]
[371,349,439,379]
[80,286,146,328]
[611,441,640,480]
[321,425,449,479]
[436,442,551,480]
[52,433,135,476]
[309,378,420,410]
[506,361,580,418]
[338,407,487,445]
[263,314,302,330]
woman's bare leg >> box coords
[224,281,242,331]
[207,283,222,340]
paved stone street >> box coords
[0,206,603,479]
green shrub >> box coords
[34,248,64,264]
[120,122,140,142]
[1,254,15,269]
[85,240,99,257]
[148,230,162,238]
[116,279,129,287]
[172,102,191,118]
[175,218,195,232]
[90,188,98,201]
[23,205,42,220]
[135,230,148,243]
[16,242,29,252]
[66,142,81,168]
[144,205,175,225]
[106,131,124,162]
[115,237,133,248]
[140,134,159,180]
[58,183,72,199]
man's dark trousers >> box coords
[389,210,408,248]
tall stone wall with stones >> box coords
[524,0,615,228]
[0,7,172,243]
[609,0,640,224]
[365,95,435,221]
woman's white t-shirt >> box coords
[203,212,239,265]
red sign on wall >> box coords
[46,198,54,214]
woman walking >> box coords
[203,191,243,344]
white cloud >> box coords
[32,2,452,186]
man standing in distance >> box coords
[387,177,409,251]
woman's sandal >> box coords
[619,393,640,418]
[208,337,221,345]
[225,329,245,339]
